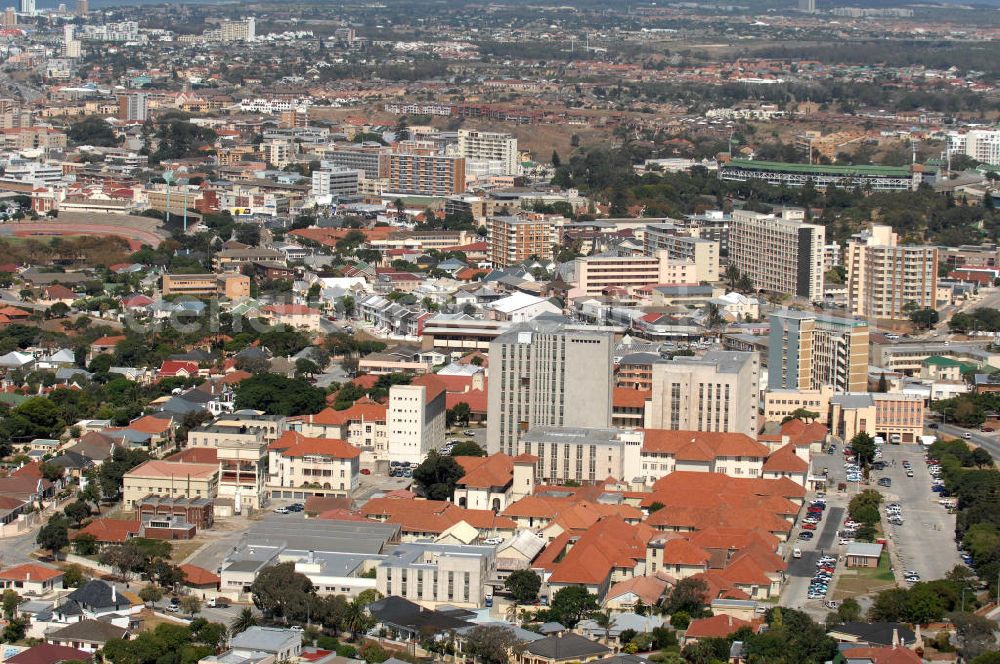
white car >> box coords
[482,537,504,545]
[839,538,853,545]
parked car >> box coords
[273,507,289,514]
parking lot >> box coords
[874,445,961,582]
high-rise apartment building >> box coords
[487,215,558,268]
[486,322,614,455]
[387,375,446,465]
[456,129,520,176]
[1,8,15,26]
[643,224,720,282]
[18,0,33,15]
[947,130,1000,166]
[729,209,825,302]
[798,0,816,11]
[645,351,760,437]
[75,0,88,15]
[768,311,869,393]
[329,144,386,180]
[311,165,360,201]
[384,152,466,197]
[845,224,938,321]
[117,93,147,122]
[571,250,696,297]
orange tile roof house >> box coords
[452,453,537,512]
[72,518,141,546]
[359,497,516,540]
[540,517,656,599]
[0,563,64,596]
[682,614,760,646]
[267,431,361,498]
[290,401,388,462]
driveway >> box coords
[782,506,844,616]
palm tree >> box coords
[505,601,520,625]
[230,607,259,635]
[343,599,371,641]
[724,263,740,289]
[590,609,615,648]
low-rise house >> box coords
[5,643,92,664]
[228,627,303,661]
[71,519,140,549]
[514,633,610,664]
[0,564,64,597]
[46,620,130,654]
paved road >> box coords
[937,423,1000,461]
[876,446,962,581]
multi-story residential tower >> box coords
[645,351,760,437]
[768,311,869,393]
[456,129,520,175]
[117,93,147,122]
[384,151,466,197]
[729,209,825,302]
[487,215,558,268]
[570,250,696,297]
[486,322,614,455]
[643,224,720,282]
[845,224,938,321]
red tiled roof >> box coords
[0,563,63,582]
[763,444,809,473]
[127,414,173,435]
[269,431,360,459]
[158,360,199,376]
[6,644,92,664]
[73,518,140,544]
[685,614,753,639]
[411,374,446,402]
[641,430,770,460]
[179,563,219,586]
[613,388,651,409]
[359,497,515,534]
[456,454,513,489]
[165,447,218,464]
[841,647,922,664]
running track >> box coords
[0,222,165,250]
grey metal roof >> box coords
[230,627,301,654]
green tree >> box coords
[180,595,202,617]
[251,562,315,621]
[234,373,326,416]
[447,402,472,427]
[665,576,709,615]
[850,432,877,468]
[910,307,940,330]
[463,624,523,664]
[450,440,485,457]
[139,585,163,606]
[504,570,542,604]
[63,500,90,525]
[37,518,69,559]
[547,586,598,627]
[412,451,465,500]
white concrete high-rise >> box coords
[457,129,520,176]
[486,321,614,455]
[18,0,33,14]
[730,209,826,302]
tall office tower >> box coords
[798,0,816,11]
[18,0,32,14]
[730,209,826,302]
[486,214,558,268]
[846,224,939,321]
[645,351,760,437]
[74,0,87,15]
[117,93,147,122]
[768,311,869,393]
[487,322,614,455]
[457,129,520,175]
[311,165,360,200]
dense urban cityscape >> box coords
[2,0,1000,663]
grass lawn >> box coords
[168,539,204,563]
[832,554,895,599]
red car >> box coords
[802,523,818,530]
[360,468,371,475]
